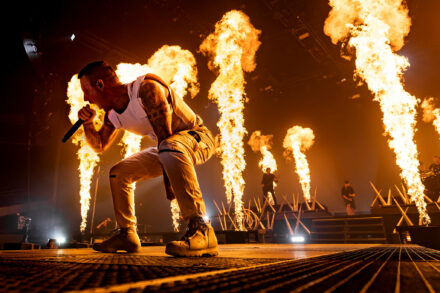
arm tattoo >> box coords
[99,114,118,151]
[83,123,103,151]
[83,113,117,152]
[139,80,173,143]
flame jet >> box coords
[283,126,315,202]
[324,0,430,224]
[248,131,277,205]
[67,45,199,232]
[67,76,105,232]
[200,10,261,230]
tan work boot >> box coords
[93,227,141,253]
[166,216,218,257]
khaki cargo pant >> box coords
[109,126,214,228]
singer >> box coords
[75,61,218,256]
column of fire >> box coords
[324,0,430,223]
[200,10,261,230]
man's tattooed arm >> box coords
[139,79,173,143]
[83,113,118,152]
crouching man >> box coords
[76,61,217,256]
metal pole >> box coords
[51,140,62,227]
[89,166,101,244]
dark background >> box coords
[2,0,440,240]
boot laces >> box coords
[108,228,121,237]
[182,217,208,240]
[109,227,134,237]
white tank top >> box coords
[108,74,201,140]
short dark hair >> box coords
[78,61,116,84]
[344,180,350,184]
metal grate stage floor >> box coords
[1,244,439,292]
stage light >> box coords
[298,32,310,40]
[70,34,75,41]
[203,215,210,222]
[290,235,305,243]
[54,234,66,244]
[23,38,39,59]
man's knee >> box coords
[109,162,131,183]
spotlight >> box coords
[23,38,39,59]
[203,215,210,222]
[70,34,76,41]
[298,32,310,40]
[290,235,305,243]
[54,234,66,244]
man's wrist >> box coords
[83,120,94,126]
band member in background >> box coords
[261,167,278,205]
[46,239,58,249]
[341,180,356,216]
[427,156,440,200]
[76,61,217,256]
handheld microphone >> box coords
[62,119,84,143]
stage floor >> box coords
[1,244,439,292]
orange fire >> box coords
[200,10,261,231]
[248,131,277,205]
[324,0,430,223]
[169,199,180,232]
[147,45,199,99]
[66,75,105,232]
[283,126,315,202]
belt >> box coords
[188,130,201,142]
[158,128,202,153]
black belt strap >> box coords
[158,149,184,154]
[188,130,201,142]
